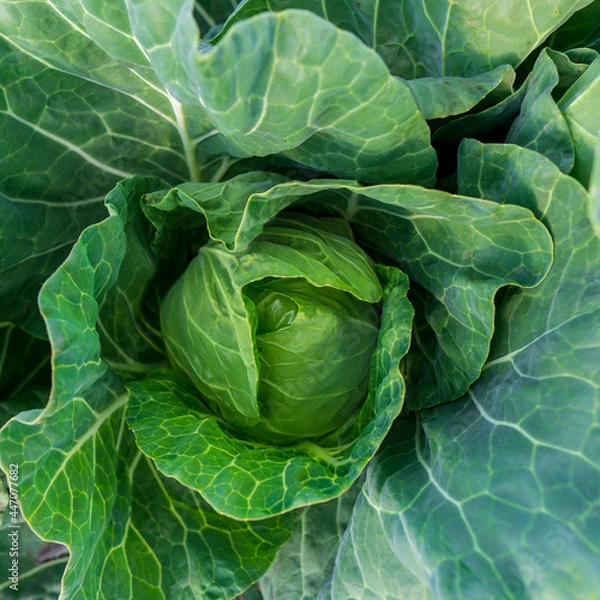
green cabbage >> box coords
[161,215,382,443]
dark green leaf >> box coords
[0,324,50,403]
[194,0,240,38]
[217,0,596,78]
[0,176,293,598]
[349,142,600,598]
[0,33,191,334]
[546,0,600,51]
[0,474,67,599]
[95,177,170,377]
[432,82,528,145]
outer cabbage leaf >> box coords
[506,49,575,173]
[557,56,600,187]
[94,180,169,378]
[0,328,64,599]
[0,472,68,599]
[404,65,516,120]
[0,2,171,108]
[0,5,195,335]
[546,0,600,51]
[260,483,362,600]
[432,79,528,146]
[218,2,525,123]
[127,264,412,519]
[433,46,592,150]
[121,2,439,184]
[434,47,592,151]
[316,489,433,600]
[142,172,287,252]
[0,176,293,599]
[332,142,600,599]
[547,48,593,90]
[310,187,552,409]
[196,10,437,184]
[216,0,595,78]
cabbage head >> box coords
[161,214,383,443]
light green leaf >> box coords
[354,142,600,598]
[159,214,382,431]
[125,0,206,105]
[405,64,516,120]
[558,56,600,187]
[144,172,289,250]
[316,491,434,600]
[34,176,170,411]
[260,483,361,600]
[1,407,292,599]
[506,49,575,173]
[127,265,412,519]
[590,144,600,235]
[195,10,437,184]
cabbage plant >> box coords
[0,1,599,599]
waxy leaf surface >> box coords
[0,176,293,599]
[329,142,600,599]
